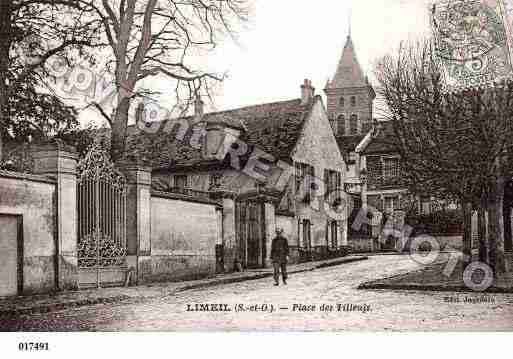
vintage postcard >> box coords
[0,0,512,352]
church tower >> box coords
[324,32,375,137]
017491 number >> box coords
[18,342,49,351]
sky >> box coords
[206,0,433,111]
[77,0,434,125]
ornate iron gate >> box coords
[77,144,127,288]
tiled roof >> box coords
[125,97,315,169]
[336,135,366,158]
[361,121,399,155]
[327,35,369,89]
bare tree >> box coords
[375,40,513,275]
[86,0,249,161]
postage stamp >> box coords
[431,0,513,90]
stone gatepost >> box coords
[263,201,277,268]
[238,188,280,269]
[211,191,238,272]
[120,164,152,284]
[32,141,79,291]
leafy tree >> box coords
[0,0,101,159]
[3,69,79,143]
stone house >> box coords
[128,79,349,271]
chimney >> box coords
[301,79,315,105]
[194,96,204,122]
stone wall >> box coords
[138,192,219,283]
[0,171,57,295]
[292,100,348,260]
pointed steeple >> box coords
[327,33,368,89]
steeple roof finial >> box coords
[325,6,369,90]
[348,6,352,39]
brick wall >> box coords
[326,87,373,136]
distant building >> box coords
[324,33,461,253]
[129,79,349,270]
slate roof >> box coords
[361,121,399,155]
[336,135,366,159]
[125,97,315,169]
[326,35,369,90]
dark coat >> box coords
[271,235,289,263]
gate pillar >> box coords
[32,141,79,291]
[263,201,276,268]
[120,164,152,284]
[211,191,238,272]
[238,188,281,269]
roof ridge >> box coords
[128,97,305,131]
[207,98,303,116]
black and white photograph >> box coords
[0,0,512,356]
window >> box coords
[362,121,372,133]
[330,221,338,249]
[209,173,222,190]
[302,219,312,250]
[384,196,399,214]
[349,114,358,135]
[324,169,342,199]
[382,157,400,180]
[174,175,188,189]
[339,97,345,107]
[350,96,356,107]
[420,197,431,215]
[295,162,315,201]
[337,114,345,136]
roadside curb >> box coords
[0,256,368,318]
[0,295,132,319]
[357,282,513,294]
[316,256,368,269]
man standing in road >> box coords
[271,228,289,286]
